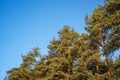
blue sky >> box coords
[0,0,106,79]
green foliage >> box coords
[6,0,120,80]
[7,47,40,80]
[85,0,120,79]
[111,55,120,80]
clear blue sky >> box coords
[0,0,106,79]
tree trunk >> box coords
[67,63,70,80]
[105,55,110,80]
[96,62,100,80]
[101,30,111,80]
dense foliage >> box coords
[5,0,120,80]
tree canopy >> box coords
[5,0,120,80]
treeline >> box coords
[5,0,120,80]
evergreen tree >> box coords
[7,47,40,80]
[48,26,79,80]
[5,1,120,80]
[111,55,120,80]
[85,0,120,79]
[72,33,102,80]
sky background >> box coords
[0,0,112,79]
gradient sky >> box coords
[0,0,106,79]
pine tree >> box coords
[5,1,120,79]
[72,33,102,80]
[7,47,40,80]
[6,26,103,80]
[85,0,120,79]
[48,26,79,80]
[111,55,120,80]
